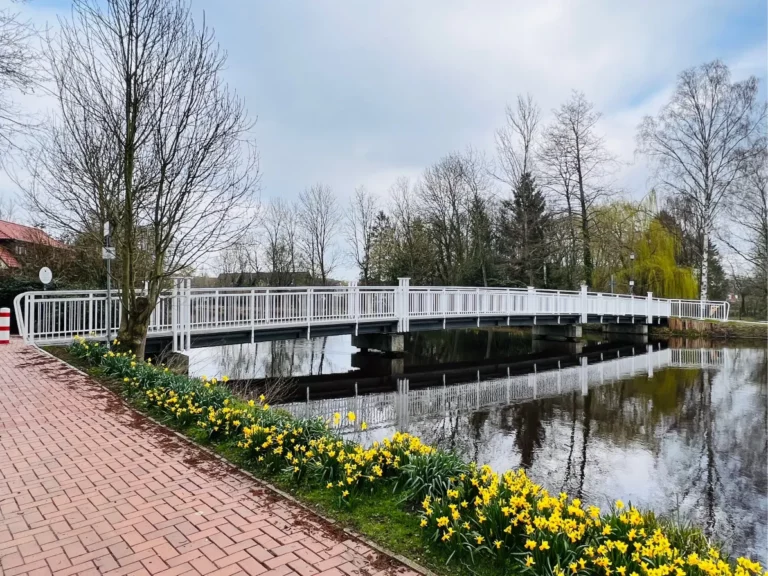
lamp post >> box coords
[629,252,635,295]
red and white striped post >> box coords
[0,307,10,344]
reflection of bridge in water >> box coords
[277,347,728,431]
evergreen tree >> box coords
[500,173,549,286]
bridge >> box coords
[13,278,730,350]
[276,346,728,432]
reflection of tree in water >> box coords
[403,348,767,563]
[668,350,767,560]
[509,402,548,470]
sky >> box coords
[1,0,766,278]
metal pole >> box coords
[106,258,111,347]
[104,222,112,348]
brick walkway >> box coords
[0,339,421,576]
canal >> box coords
[186,329,767,564]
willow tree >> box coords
[632,219,698,299]
[25,0,259,355]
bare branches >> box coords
[263,199,300,286]
[637,60,766,300]
[21,0,259,354]
[495,94,540,188]
[345,186,377,284]
[538,91,617,286]
[0,7,40,164]
[298,183,340,285]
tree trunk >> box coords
[700,230,709,302]
[117,295,151,358]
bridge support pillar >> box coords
[602,323,648,336]
[532,324,582,342]
[352,333,404,354]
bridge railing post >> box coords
[580,284,588,324]
[397,278,410,332]
[172,278,179,352]
[527,286,535,316]
[307,288,313,339]
[250,289,255,343]
[184,278,192,352]
[647,292,653,324]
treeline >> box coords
[221,61,766,317]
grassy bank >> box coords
[650,319,768,340]
[47,339,765,576]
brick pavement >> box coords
[0,339,421,576]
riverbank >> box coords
[651,318,768,339]
[41,338,765,576]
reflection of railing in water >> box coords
[277,347,728,431]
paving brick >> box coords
[0,341,419,576]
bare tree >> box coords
[418,149,492,285]
[263,198,299,286]
[345,186,377,284]
[495,93,540,188]
[540,92,615,287]
[724,145,768,286]
[217,232,260,287]
[638,60,766,301]
[24,0,259,355]
[0,7,39,165]
[298,183,340,285]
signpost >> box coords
[103,223,115,346]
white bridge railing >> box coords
[13,279,729,348]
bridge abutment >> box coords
[532,324,582,342]
[352,333,404,354]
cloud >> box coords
[1,0,765,278]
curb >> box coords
[33,343,437,576]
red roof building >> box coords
[0,220,65,269]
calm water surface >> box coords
[188,332,767,563]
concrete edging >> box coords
[33,343,437,576]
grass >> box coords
[45,345,498,576]
[651,320,768,340]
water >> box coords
[187,331,768,563]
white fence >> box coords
[279,347,728,431]
[13,279,729,348]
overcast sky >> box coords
[1,0,766,277]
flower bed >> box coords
[68,337,765,576]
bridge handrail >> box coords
[12,284,730,346]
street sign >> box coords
[39,267,52,285]
[102,246,116,260]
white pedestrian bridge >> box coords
[14,278,729,350]
[278,347,728,431]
